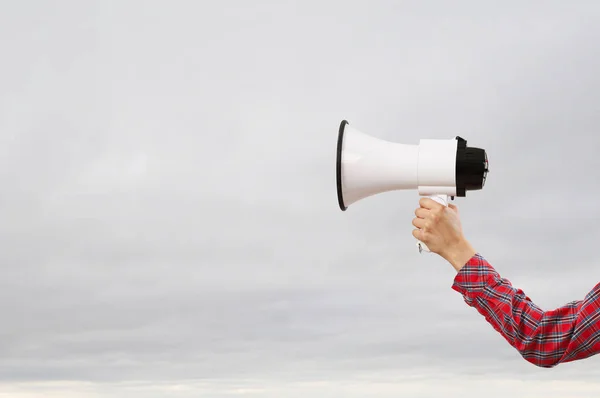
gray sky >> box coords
[1,0,600,397]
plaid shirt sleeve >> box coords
[452,253,600,367]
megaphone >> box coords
[335,120,488,253]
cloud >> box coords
[1,0,600,396]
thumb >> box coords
[448,203,459,212]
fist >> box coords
[411,197,466,258]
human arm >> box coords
[411,198,600,367]
[452,253,600,367]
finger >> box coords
[412,228,427,241]
[419,197,444,210]
[412,229,424,240]
[414,207,428,218]
[412,217,425,229]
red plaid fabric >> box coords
[453,253,600,367]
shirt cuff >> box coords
[451,253,499,303]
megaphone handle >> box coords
[417,194,449,254]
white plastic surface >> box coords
[339,125,459,208]
[339,124,420,207]
[416,194,449,254]
[417,138,458,197]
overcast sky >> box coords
[1,1,600,397]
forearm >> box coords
[453,254,600,367]
[440,238,477,273]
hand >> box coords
[412,198,477,271]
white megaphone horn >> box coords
[335,120,488,253]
